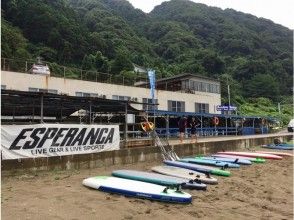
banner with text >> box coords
[148,69,155,100]
[1,124,120,160]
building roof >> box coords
[133,63,147,73]
[156,73,220,83]
[1,90,140,118]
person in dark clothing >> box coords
[178,116,187,143]
[190,117,200,143]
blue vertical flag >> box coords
[148,69,155,100]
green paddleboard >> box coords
[251,158,266,163]
[210,169,231,177]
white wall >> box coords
[1,71,221,113]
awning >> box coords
[147,110,274,120]
[1,89,140,117]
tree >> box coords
[201,53,225,75]
[111,50,133,74]
[81,51,109,72]
[1,18,31,59]
[245,74,280,100]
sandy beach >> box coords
[2,150,293,220]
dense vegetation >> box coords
[1,0,293,123]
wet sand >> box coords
[2,151,293,220]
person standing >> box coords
[190,117,200,143]
[178,116,187,143]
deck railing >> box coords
[1,57,150,87]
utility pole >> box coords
[227,75,231,115]
[227,75,231,107]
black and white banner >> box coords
[1,124,120,160]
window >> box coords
[76,92,98,97]
[193,81,199,91]
[29,87,39,92]
[168,100,185,112]
[195,103,209,113]
[90,93,99,98]
[208,84,212,93]
[216,85,220,94]
[1,85,6,90]
[204,82,209,92]
[39,89,49,93]
[143,98,158,111]
[76,92,83,97]
[187,80,220,94]
[181,80,189,90]
[48,89,58,94]
[112,95,131,101]
[29,87,58,94]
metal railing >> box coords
[1,58,151,87]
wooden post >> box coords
[201,115,203,136]
[13,106,15,122]
[40,94,44,123]
[166,115,170,139]
[32,100,35,122]
[225,117,228,136]
[89,102,92,124]
[60,100,63,123]
[124,103,128,148]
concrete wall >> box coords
[2,134,291,176]
[1,71,221,113]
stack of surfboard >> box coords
[83,150,290,203]
[216,151,283,160]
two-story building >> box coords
[1,71,221,114]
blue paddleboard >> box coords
[164,160,231,177]
[262,144,293,150]
[198,156,252,165]
[180,158,240,168]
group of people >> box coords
[178,116,201,143]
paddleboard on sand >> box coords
[212,154,266,163]
[256,151,293,157]
[164,160,231,177]
[151,165,218,185]
[217,151,282,160]
[180,158,240,168]
[198,156,252,165]
[261,144,293,150]
[83,176,192,203]
[112,170,207,190]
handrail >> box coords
[1,57,150,87]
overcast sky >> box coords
[127,0,294,29]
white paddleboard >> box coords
[83,176,192,203]
[151,165,218,184]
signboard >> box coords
[216,105,237,111]
[1,124,120,160]
[148,70,155,100]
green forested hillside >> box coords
[1,0,293,122]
